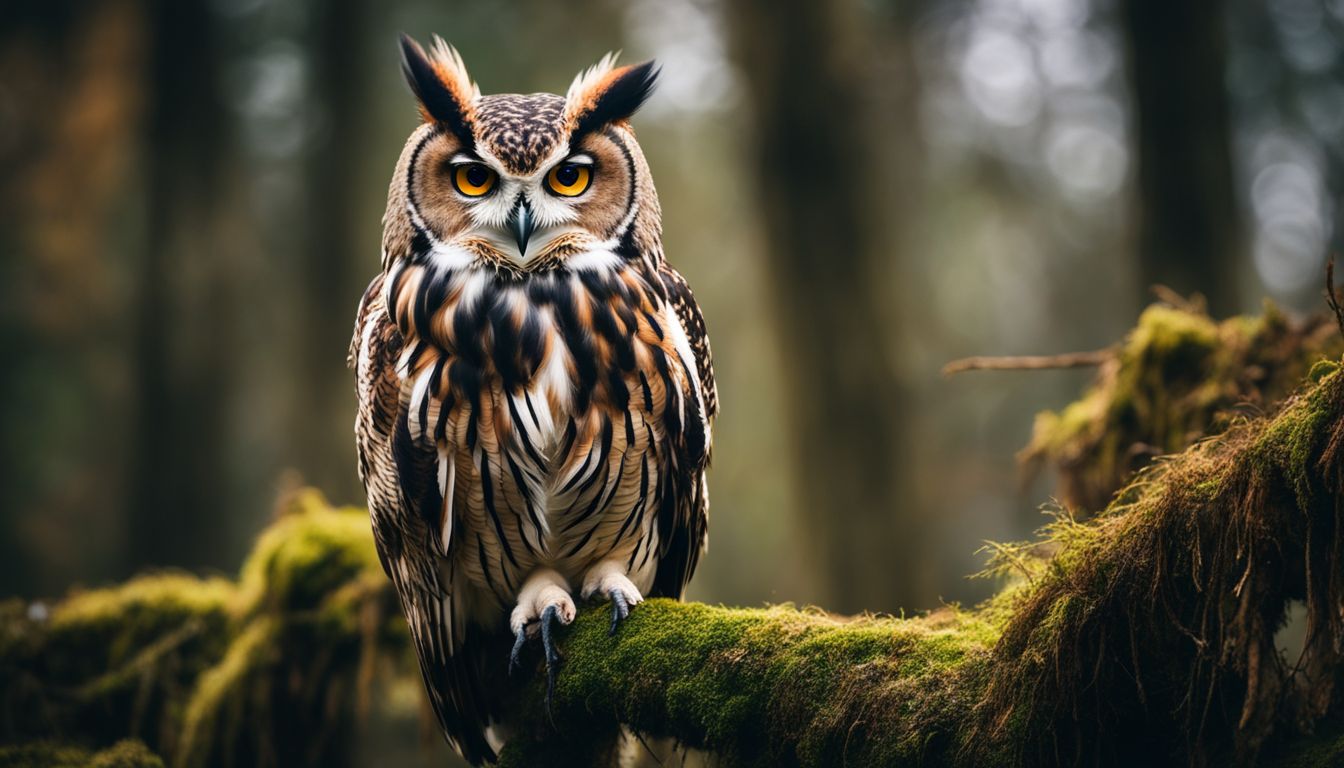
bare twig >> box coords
[942,348,1115,377]
[1327,259,1343,340]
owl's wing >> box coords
[351,274,498,764]
[650,263,717,599]
[350,274,406,580]
[662,264,718,423]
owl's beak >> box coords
[507,198,536,257]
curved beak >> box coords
[507,198,536,256]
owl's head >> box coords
[383,35,662,273]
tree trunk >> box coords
[127,0,235,574]
[293,0,369,500]
[0,0,144,595]
[1120,0,1243,315]
[727,0,928,613]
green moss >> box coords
[0,489,406,768]
[85,741,165,768]
[0,740,164,768]
[1024,300,1343,512]
[1308,357,1340,383]
[981,358,1344,765]
[1126,304,1220,367]
[53,574,237,631]
[48,575,238,685]
[1250,364,1340,506]
[237,488,382,614]
[499,600,1000,767]
[1263,719,1344,768]
[168,489,404,768]
[175,618,279,767]
[1028,388,1107,454]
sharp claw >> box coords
[541,604,563,717]
[509,627,527,675]
[541,605,561,662]
[608,588,630,636]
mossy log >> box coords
[498,357,1344,767]
[0,490,409,768]
[0,739,165,768]
[1024,300,1342,512]
[494,600,1003,767]
[2,321,1343,766]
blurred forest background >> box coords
[4,0,1343,626]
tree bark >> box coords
[1120,0,1244,315]
[292,0,370,501]
[727,0,928,613]
[127,0,235,574]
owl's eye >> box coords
[545,162,591,197]
[452,163,496,197]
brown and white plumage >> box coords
[350,35,716,764]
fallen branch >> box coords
[498,600,1002,767]
[3,342,1344,768]
[941,348,1114,376]
[495,360,1344,767]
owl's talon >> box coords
[506,603,566,717]
[581,560,644,639]
[508,626,528,675]
[506,570,575,712]
[608,588,630,636]
[540,604,563,714]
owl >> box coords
[350,35,717,763]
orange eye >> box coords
[546,162,591,197]
[453,163,496,197]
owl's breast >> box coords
[387,257,702,596]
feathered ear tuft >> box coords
[399,33,479,145]
[564,54,659,137]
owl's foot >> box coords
[508,604,565,712]
[580,560,645,636]
[508,569,575,713]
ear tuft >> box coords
[399,33,479,144]
[565,55,659,137]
